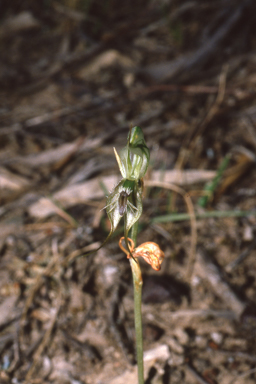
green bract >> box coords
[114,126,150,181]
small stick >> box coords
[196,248,246,318]
[226,236,256,272]
[229,367,256,384]
[185,364,212,384]
[145,180,197,280]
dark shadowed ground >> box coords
[1,1,256,383]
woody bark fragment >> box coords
[196,248,246,318]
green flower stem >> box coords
[129,221,144,384]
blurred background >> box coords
[1,1,256,383]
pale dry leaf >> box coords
[0,295,20,326]
[143,344,170,362]
[152,169,216,185]
[30,308,51,322]
[28,169,216,219]
[16,137,102,167]
[77,49,135,79]
[0,11,41,37]
[28,175,119,218]
[0,166,30,190]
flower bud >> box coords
[114,126,150,181]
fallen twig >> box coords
[226,236,256,272]
[145,180,197,280]
[185,363,213,384]
[196,248,246,318]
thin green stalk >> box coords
[129,221,144,384]
[197,153,231,207]
[151,209,256,223]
